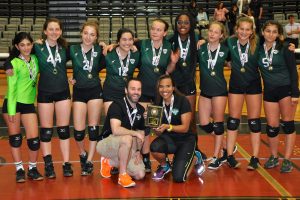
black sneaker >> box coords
[220,145,238,163]
[16,169,26,183]
[63,162,73,177]
[45,163,56,179]
[143,157,151,173]
[227,155,241,168]
[208,157,222,170]
[247,156,260,170]
[81,161,93,176]
[199,150,207,161]
[110,167,119,175]
[79,152,88,169]
[27,167,44,181]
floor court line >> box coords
[236,143,294,199]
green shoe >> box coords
[280,159,293,173]
[264,155,279,169]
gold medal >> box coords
[240,67,246,73]
[211,71,216,76]
[53,68,58,74]
[154,67,160,73]
[88,73,93,79]
[182,62,187,67]
[268,66,273,71]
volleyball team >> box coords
[3,12,299,186]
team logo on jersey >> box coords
[41,48,44,51]
[273,50,278,54]
[172,108,179,116]
[201,52,205,55]
[75,52,78,56]
[93,52,98,57]
[130,59,135,64]
[219,52,224,57]
[232,46,236,49]
[111,60,115,64]
[136,114,142,120]
[145,48,149,51]
[163,49,168,54]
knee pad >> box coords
[9,133,22,148]
[266,125,279,138]
[198,123,213,134]
[74,129,85,141]
[213,122,224,135]
[27,137,40,151]
[281,121,295,134]
[248,118,261,133]
[227,117,240,131]
[57,126,70,140]
[88,126,99,141]
[40,128,53,142]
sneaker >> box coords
[227,155,241,168]
[247,156,260,170]
[195,163,206,176]
[27,167,44,181]
[16,169,26,183]
[143,157,151,173]
[81,161,93,176]
[208,157,222,170]
[63,162,73,177]
[219,145,238,163]
[110,167,119,175]
[280,159,293,173]
[45,163,56,179]
[118,173,136,188]
[195,150,203,165]
[152,163,171,181]
[100,157,112,178]
[79,152,88,169]
[264,155,279,169]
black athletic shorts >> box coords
[263,85,291,102]
[37,89,71,103]
[2,99,36,114]
[73,85,103,103]
[176,82,196,96]
[200,91,228,99]
[229,79,262,94]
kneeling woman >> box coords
[3,32,43,182]
[150,75,196,182]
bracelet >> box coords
[167,124,173,132]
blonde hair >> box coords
[208,21,227,42]
[235,17,258,55]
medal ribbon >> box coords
[151,40,163,66]
[237,40,249,67]
[45,40,61,69]
[178,36,190,62]
[163,95,174,124]
[117,48,131,77]
[19,55,37,80]
[207,43,221,71]
[124,97,137,128]
[81,45,94,73]
[263,41,276,67]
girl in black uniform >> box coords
[69,21,104,175]
[150,75,197,182]
[259,21,299,173]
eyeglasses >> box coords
[177,20,190,25]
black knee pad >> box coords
[198,123,213,134]
[27,137,40,151]
[213,122,224,135]
[227,117,240,131]
[40,128,53,142]
[266,125,279,138]
[57,126,70,140]
[281,121,295,134]
[248,118,261,133]
[9,133,22,148]
[74,129,85,141]
[88,126,99,141]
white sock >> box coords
[29,162,37,170]
[15,161,24,171]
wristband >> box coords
[167,124,173,132]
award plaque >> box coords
[145,105,163,128]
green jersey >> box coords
[70,44,104,89]
[6,55,39,115]
[34,43,69,93]
[198,42,229,96]
[226,37,260,87]
[137,39,172,96]
[258,43,299,97]
[103,48,140,97]
[167,33,199,86]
